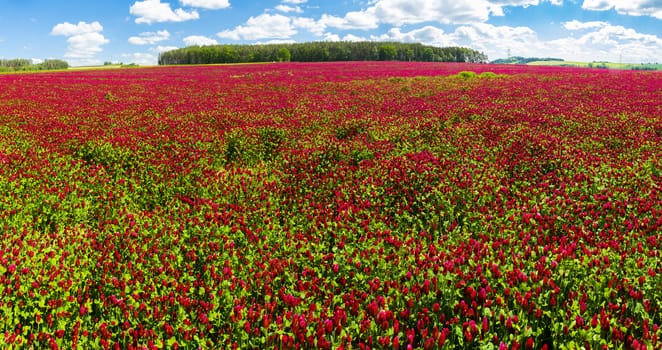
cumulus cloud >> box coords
[253,39,297,45]
[487,0,563,16]
[180,0,230,10]
[554,21,662,62]
[51,21,103,36]
[275,5,303,13]
[122,52,158,65]
[318,11,379,30]
[323,32,368,42]
[292,17,324,36]
[563,20,609,30]
[155,45,180,52]
[183,35,219,46]
[582,0,662,19]
[217,13,297,40]
[487,0,562,7]
[369,0,491,25]
[216,11,377,41]
[316,0,565,28]
[215,0,572,42]
[51,21,109,59]
[361,0,565,25]
[130,0,199,24]
[128,30,171,45]
[372,20,661,63]
[373,23,539,57]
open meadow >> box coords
[0,62,660,349]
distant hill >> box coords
[491,56,564,64]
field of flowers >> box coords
[0,62,660,349]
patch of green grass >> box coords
[526,60,662,71]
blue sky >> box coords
[0,0,660,65]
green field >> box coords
[527,60,662,70]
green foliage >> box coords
[479,71,498,78]
[1,63,660,350]
[378,44,398,61]
[276,48,291,62]
[158,42,488,65]
[73,140,137,172]
[0,58,69,71]
[335,121,367,140]
[257,126,286,161]
[456,71,478,79]
[224,126,286,164]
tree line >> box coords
[158,42,488,65]
[0,58,69,72]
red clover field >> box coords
[0,62,660,349]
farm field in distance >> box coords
[0,62,660,349]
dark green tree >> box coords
[378,44,398,61]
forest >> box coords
[158,41,488,65]
[0,58,69,72]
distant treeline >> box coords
[158,42,488,65]
[491,56,564,64]
[0,58,69,72]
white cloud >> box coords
[183,35,219,46]
[318,0,564,28]
[373,21,661,63]
[487,0,562,6]
[120,45,180,66]
[323,33,367,42]
[275,5,303,13]
[488,0,563,16]
[292,17,324,36]
[319,11,379,30]
[122,52,158,65]
[322,33,341,41]
[563,20,609,30]
[582,0,662,19]
[253,39,297,45]
[65,33,110,58]
[369,0,491,25]
[155,45,180,52]
[130,0,199,24]
[67,58,104,67]
[51,21,109,59]
[374,26,454,46]
[282,0,307,3]
[342,33,368,41]
[215,10,377,41]
[180,0,230,9]
[553,22,662,62]
[51,21,104,36]
[128,30,171,45]
[217,13,297,40]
